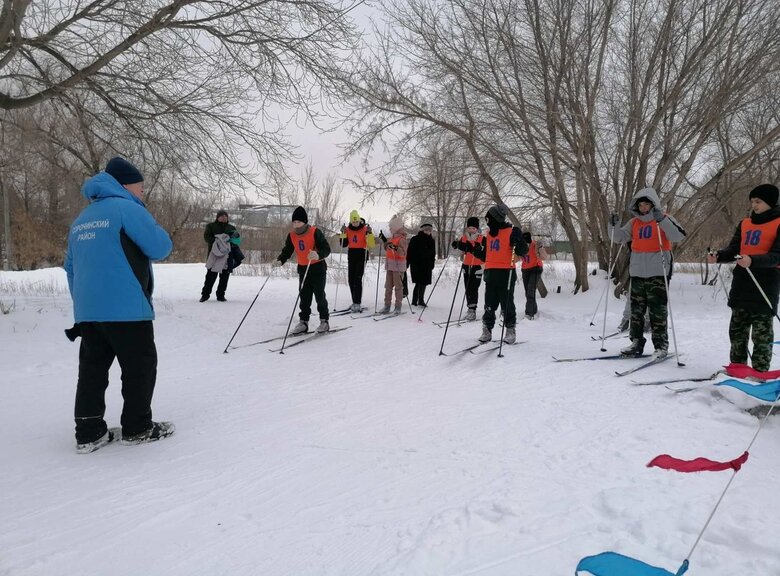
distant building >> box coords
[227,204,320,229]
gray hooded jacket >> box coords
[608,187,686,278]
[206,233,231,273]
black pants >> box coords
[201,269,230,299]
[522,267,542,317]
[482,268,517,329]
[74,321,157,443]
[347,249,366,304]
[402,272,409,297]
[298,263,329,322]
[412,283,427,305]
[462,265,482,309]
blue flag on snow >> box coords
[715,379,780,402]
[576,552,688,576]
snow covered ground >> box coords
[1,260,778,576]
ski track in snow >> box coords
[1,262,779,575]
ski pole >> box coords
[332,219,347,311]
[597,220,619,344]
[374,244,383,313]
[589,243,624,327]
[657,222,683,366]
[497,262,516,358]
[417,256,450,322]
[222,272,273,353]
[455,281,469,326]
[737,256,780,323]
[279,260,312,355]
[438,265,465,355]
[714,263,730,302]
[406,293,416,314]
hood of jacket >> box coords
[628,187,662,219]
[82,172,145,206]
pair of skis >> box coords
[331,307,365,317]
[441,340,521,357]
[432,317,476,328]
[552,352,683,376]
[268,326,351,353]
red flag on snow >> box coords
[647,451,749,473]
[725,363,780,381]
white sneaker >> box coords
[503,327,516,344]
[316,320,329,333]
[291,321,308,335]
[651,348,668,360]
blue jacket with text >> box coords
[64,173,172,322]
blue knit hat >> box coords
[105,157,143,185]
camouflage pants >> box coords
[729,307,774,372]
[630,276,668,350]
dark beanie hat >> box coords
[292,205,308,223]
[749,184,779,207]
[466,216,479,228]
[105,157,143,185]
[486,204,507,223]
[216,209,228,219]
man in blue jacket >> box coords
[64,157,174,453]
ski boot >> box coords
[291,321,308,335]
[503,327,516,345]
[651,347,668,360]
[479,324,492,343]
[465,308,477,322]
[620,338,645,357]
[316,320,330,333]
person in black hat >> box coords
[64,156,174,452]
[707,183,780,372]
[450,216,484,321]
[200,209,237,302]
[272,206,332,334]
[455,204,527,344]
[407,222,436,306]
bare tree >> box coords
[338,0,780,293]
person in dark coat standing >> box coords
[200,209,237,302]
[708,184,780,372]
[64,157,174,453]
[407,223,436,306]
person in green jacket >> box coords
[200,209,237,302]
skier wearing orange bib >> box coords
[339,210,376,312]
[273,206,332,335]
[708,184,780,372]
[520,232,547,320]
[451,216,484,321]
[459,205,527,344]
[609,188,686,359]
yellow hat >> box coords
[350,210,360,222]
